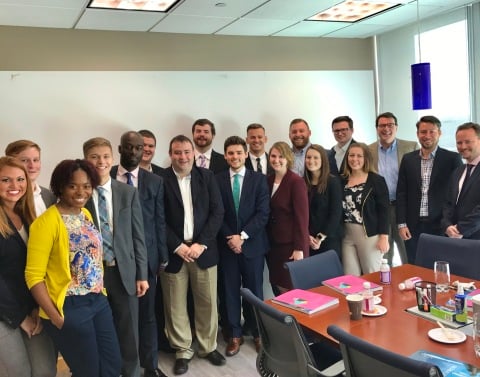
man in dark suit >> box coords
[83,137,150,377]
[111,131,168,377]
[397,116,462,264]
[245,123,273,175]
[442,122,480,240]
[192,118,228,173]
[216,136,269,357]
[159,135,225,375]
[328,115,357,176]
[139,129,165,175]
[368,112,419,266]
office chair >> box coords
[415,233,480,280]
[327,325,443,377]
[284,249,343,290]
[240,287,344,377]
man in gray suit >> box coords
[368,112,418,265]
[83,137,151,377]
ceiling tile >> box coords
[171,0,266,17]
[274,20,350,37]
[245,0,340,20]
[216,18,297,36]
[151,14,233,34]
[0,3,83,28]
[76,8,164,31]
[325,23,389,39]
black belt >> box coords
[390,200,396,205]
[184,241,193,246]
[418,217,430,222]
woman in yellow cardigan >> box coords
[25,159,121,377]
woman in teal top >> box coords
[26,159,121,377]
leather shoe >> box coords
[254,337,262,353]
[202,350,226,366]
[226,337,244,356]
[144,367,168,377]
[173,359,190,375]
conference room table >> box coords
[268,264,480,367]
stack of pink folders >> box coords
[272,289,339,315]
[322,275,383,295]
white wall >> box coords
[0,70,376,186]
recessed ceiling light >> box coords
[308,0,401,23]
[88,0,180,12]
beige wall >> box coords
[0,26,374,71]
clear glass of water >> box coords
[473,313,480,358]
[434,261,450,292]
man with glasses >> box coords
[328,115,357,176]
[368,112,418,266]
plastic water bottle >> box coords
[380,258,391,285]
[362,282,374,313]
[398,277,422,291]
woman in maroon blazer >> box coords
[267,142,309,295]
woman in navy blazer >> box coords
[267,142,309,294]
[0,157,56,376]
[341,143,390,275]
[304,144,343,257]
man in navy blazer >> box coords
[111,131,168,377]
[442,122,480,240]
[159,135,225,375]
[83,137,150,377]
[138,129,165,175]
[328,116,357,176]
[397,116,463,263]
[244,123,273,175]
[192,118,228,173]
[216,136,270,357]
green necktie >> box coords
[233,173,240,214]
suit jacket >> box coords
[216,169,270,259]
[151,163,165,176]
[0,223,36,329]
[245,152,274,176]
[86,179,148,295]
[396,147,463,231]
[111,166,168,274]
[209,149,229,174]
[368,139,419,172]
[442,164,480,239]
[267,169,309,253]
[308,175,343,239]
[328,138,357,176]
[160,165,224,273]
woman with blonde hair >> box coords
[341,143,390,275]
[266,141,309,294]
[0,156,56,377]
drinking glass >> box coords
[434,261,450,292]
[473,313,480,358]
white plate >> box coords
[362,305,387,317]
[428,328,466,344]
[374,296,382,305]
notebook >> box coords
[322,275,383,295]
[271,289,339,315]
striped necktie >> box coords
[97,187,114,263]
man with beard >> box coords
[111,131,169,377]
[328,115,357,176]
[396,116,462,263]
[289,118,311,176]
[192,118,228,174]
[368,112,418,266]
[442,122,480,240]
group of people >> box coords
[1,113,480,377]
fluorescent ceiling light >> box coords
[308,1,401,23]
[88,0,180,12]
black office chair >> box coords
[415,233,480,280]
[327,325,443,377]
[240,287,344,377]
[284,249,343,290]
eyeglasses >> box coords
[377,123,396,129]
[332,127,351,134]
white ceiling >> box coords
[0,0,478,38]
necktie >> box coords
[460,164,474,197]
[198,154,207,168]
[97,187,114,263]
[256,157,262,173]
[125,172,134,186]
[232,174,240,214]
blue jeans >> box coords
[43,293,121,377]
